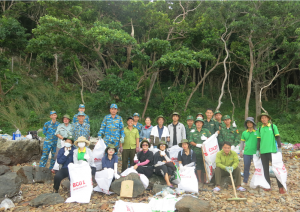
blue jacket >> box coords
[140,125,153,142]
[57,146,76,169]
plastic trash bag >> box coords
[272,152,288,191]
[249,155,270,189]
[0,198,15,210]
[93,138,106,171]
[202,134,219,181]
[94,169,114,194]
[178,167,198,193]
[167,145,183,166]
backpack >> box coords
[180,149,194,160]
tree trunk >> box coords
[54,53,58,83]
[142,71,158,118]
[245,34,254,120]
[255,81,261,122]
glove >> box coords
[64,150,69,156]
[278,148,282,153]
[160,150,166,156]
[84,154,90,161]
[215,131,219,137]
[201,135,208,140]
[114,173,120,179]
[120,136,124,143]
[256,150,260,158]
[134,154,138,161]
[135,147,140,153]
[119,146,123,153]
[104,167,107,170]
[196,144,202,148]
[225,166,233,173]
[232,121,237,128]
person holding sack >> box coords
[53,136,75,193]
[153,141,176,187]
[73,136,96,182]
[150,115,170,148]
[256,113,285,194]
[102,144,120,180]
[240,117,257,187]
[178,139,196,171]
[213,142,246,192]
[133,139,154,178]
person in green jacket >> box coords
[214,110,226,129]
[213,142,246,192]
[218,115,240,147]
[203,108,219,134]
[185,115,196,140]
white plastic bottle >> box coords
[15,129,21,140]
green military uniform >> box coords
[218,115,240,147]
[185,115,196,140]
[214,110,225,130]
[189,118,212,171]
[203,119,219,134]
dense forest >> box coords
[0,1,300,143]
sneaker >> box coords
[241,182,248,187]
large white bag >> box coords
[113,200,151,212]
[65,162,93,203]
[249,155,270,189]
[272,152,288,191]
[202,134,219,181]
[178,167,198,193]
[93,138,106,171]
[94,169,114,194]
[167,145,182,166]
[120,168,149,189]
[138,173,149,189]
[53,160,60,171]
[120,167,138,176]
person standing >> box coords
[218,115,240,147]
[256,113,285,194]
[189,117,211,185]
[98,104,125,149]
[55,114,72,154]
[133,113,143,134]
[185,115,196,140]
[213,142,246,192]
[120,117,140,172]
[140,117,153,143]
[214,110,225,129]
[168,112,186,147]
[150,115,170,148]
[196,113,204,119]
[73,104,90,124]
[240,117,257,187]
[203,109,219,134]
[39,111,60,170]
[71,111,90,141]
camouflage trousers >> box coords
[39,140,57,170]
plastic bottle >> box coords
[32,162,37,167]
[15,129,21,140]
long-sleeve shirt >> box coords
[153,151,170,165]
[55,123,72,148]
[73,114,90,124]
[57,146,76,169]
[71,122,90,141]
[215,150,239,170]
[43,120,60,142]
[98,114,125,147]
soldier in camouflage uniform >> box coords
[203,109,220,134]
[73,104,90,124]
[39,111,60,170]
[185,115,196,140]
[214,110,226,129]
[218,115,240,147]
[189,117,212,185]
[71,111,90,141]
[98,104,125,150]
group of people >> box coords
[39,103,285,194]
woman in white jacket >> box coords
[150,115,170,148]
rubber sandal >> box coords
[213,187,221,192]
[279,188,286,194]
[237,187,246,191]
[169,184,173,188]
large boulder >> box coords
[0,172,22,198]
[29,193,64,207]
[110,173,145,197]
[175,196,211,212]
[148,174,166,189]
[0,165,11,175]
[0,138,43,165]
[17,166,52,184]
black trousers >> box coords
[122,149,136,172]
[53,168,69,191]
[261,153,283,188]
[154,165,173,177]
[137,166,153,178]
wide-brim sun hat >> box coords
[74,136,90,147]
[140,139,151,148]
[257,113,272,122]
[157,141,168,150]
[244,117,257,130]
[179,139,189,147]
[105,144,117,154]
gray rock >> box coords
[61,178,70,190]
[175,196,211,212]
[34,167,52,183]
[110,173,145,197]
[17,166,34,184]
[290,165,298,169]
[0,138,43,165]
[152,184,168,194]
[0,165,11,175]
[29,193,64,207]
[16,166,52,184]
[0,172,22,198]
[148,174,166,188]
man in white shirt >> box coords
[168,112,186,147]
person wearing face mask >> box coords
[153,141,175,187]
[102,144,120,180]
[53,136,75,193]
[73,136,96,182]
[133,139,154,178]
